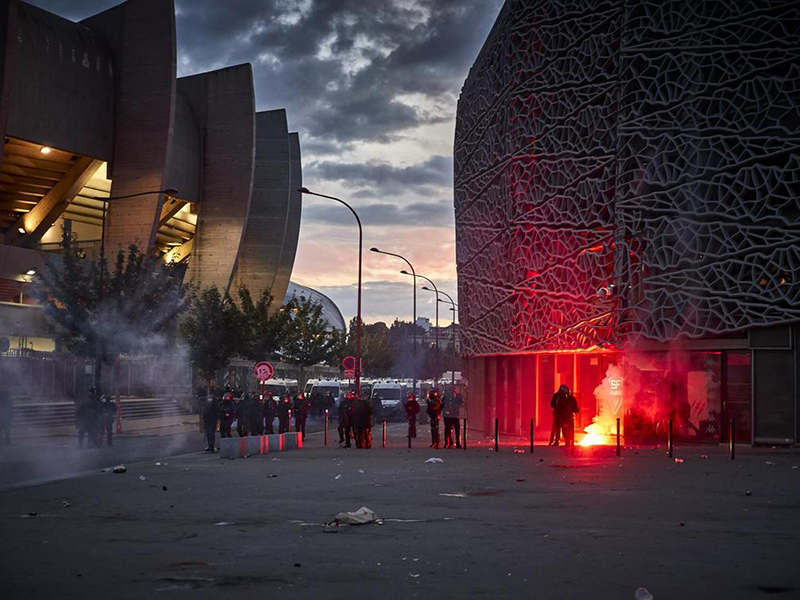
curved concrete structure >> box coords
[231,109,291,300]
[0,0,304,347]
[179,64,256,293]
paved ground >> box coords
[0,426,798,599]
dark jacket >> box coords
[426,396,443,421]
[552,391,579,420]
[202,399,219,430]
[405,398,420,421]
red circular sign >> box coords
[254,361,274,382]
[342,356,356,370]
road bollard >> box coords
[324,409,328,446]
[530,418,534,454]
[408,424,412,449]
[494,418,499,453]
[616,418,621,456]
[668,418,673,458]
[382,419,387,448]
[463,418,467,450]
[729,419,735,460]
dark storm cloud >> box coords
[306,155,452,192]
[28,0,503,145]
[303,199,453,228]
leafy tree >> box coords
[236,285,288,363]
[281,295,343,386]
[37,229,188,386]
[339,318,393,377]
[179,286,243,391]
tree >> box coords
[236,285,288,363]
[281,295,343,387]
[37,230,188,387]
[179,286,243,391]
[339,318,393,377]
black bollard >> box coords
[729,419,735,460]
[463,418,467,450]
[616,418,621,456]
[530,418,534,454]
[668,418,673,458]
[324,409,328,446]
[494,418,499,453]
[408,425,412,449]
[382,419,387,448]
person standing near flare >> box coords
[405,393,420,439]
[426,390,443,449]
[551,384,579,446]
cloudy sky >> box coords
[30,0,503,324]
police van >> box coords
[311,379,345,405]
[261,379,298,398]
[371,381,407,420]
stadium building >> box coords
[455,0,800,445]
[0,0,302,355]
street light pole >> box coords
[299,188,363,398]
[436,293,458,387]
[82,188,179,390]
[370,248,417,394]
[408,275,439,386]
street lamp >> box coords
[370,247,417,394]
[81,187,179,389]
[403,271,439,386]
[426,289,457,387]
[299,187,364,398]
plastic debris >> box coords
[358,469,365,473]
[700,455,708,459]
[113,465,127,473]
[635,588,654,600]
[155,462,162,466]
[409,574,420,578]
[329,506,379,526]
[335,474,342,480]
[425,457,444,464]
[674,458,684,463]
[513,448,525,454]
[214,521,233,526]
[62,501,71,508]
[765,461,775,465]
[139,476,146,481]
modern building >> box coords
[0,0,303,355]
[455,0,800,445]
[283,281,346,333]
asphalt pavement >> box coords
[1,426,798,599]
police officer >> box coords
[219,392,235,438]
[426,390,443,449]
[235,394,246,437]
[405,393,420,439]
[338,393,354,447]
[202,395,218,452]
[294,393,310,440]
[246,393,264,437]
[355,396,373,449]
[278,395,292,434]
[99,394,117,446]
[264,392,277,434]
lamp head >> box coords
[369,247,380,253]
[400,269,409,275]
[298,187,311,194]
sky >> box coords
[29,0,504,324]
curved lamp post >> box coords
[404,271,439,386]
[370,248,417,393]
[299,187,363,398]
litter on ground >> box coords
[328,506,379,526]
[425,457,444,464]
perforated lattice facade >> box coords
[454,0,800,357]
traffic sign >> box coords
[254,361,274,382]
[343,369,356,379]
[342,356,356,371]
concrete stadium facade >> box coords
[455,0,800,445]
[0,0,302,351]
